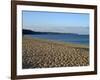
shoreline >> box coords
[23,36,89,48]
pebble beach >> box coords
[22,37,89,69]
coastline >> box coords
[22,37,89,69]
[23,36,89,48]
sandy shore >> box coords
[22,37,89,69]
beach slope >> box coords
[22,37,89,69]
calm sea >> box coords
[24,34,89,46]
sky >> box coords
[22,11,89,35]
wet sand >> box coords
[22,37,89,69]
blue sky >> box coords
[22,11,89,35]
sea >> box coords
[24,34,89,46]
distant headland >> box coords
[22,29,88,36]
